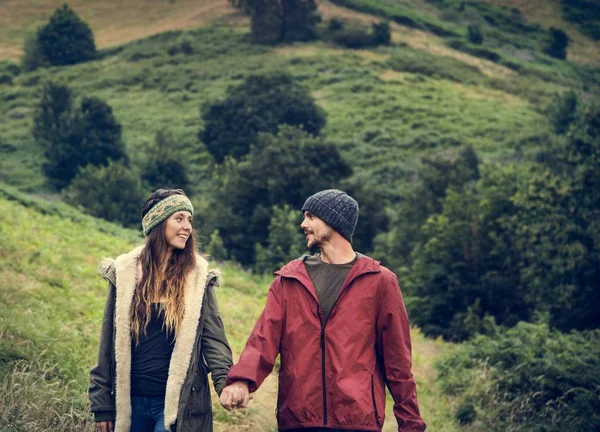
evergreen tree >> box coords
[231,0,320,43]
[36,4,96,66]
[77,96,127,168]
[33,82,127,189]
[33,81,78,189]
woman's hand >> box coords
[94,421,114,432]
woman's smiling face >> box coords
[163,210,193,250]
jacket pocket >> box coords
[188,373,212,416]
[371,374,382,427]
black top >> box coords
[131,304,175,396]
[304,253,357,320]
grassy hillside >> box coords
[1,2,598,202]
[0,184,458,431]
[0,0,240,61]
[0,19,575,194]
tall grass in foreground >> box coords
[0,360,90,432]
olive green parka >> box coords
[89,245,233,432]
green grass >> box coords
[0,186,459,431]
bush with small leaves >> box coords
[64,160,146,227]
[467,24,483,45]
[540,27,569,59]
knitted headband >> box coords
[142,194,194,236]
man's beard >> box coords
[307,227,333,249]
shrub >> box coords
[141,130,189,191]
[372,21,391,45]
[436,322,600,431]
[332,27,374,48]
[547,90,579,135]
[328,17,344,31]
[206,229,228,261]
[21,32,45,72]
[36,4,96,66]
[254,205,306,274]
[467,24,483,45]
[64,160,146,227]
[540,27,569,59]
[200,72,326,163]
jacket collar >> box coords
[275,253,381,305]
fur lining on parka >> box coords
[99,245,219,432]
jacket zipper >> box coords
[371,374,381,427]
[318,305,327,426]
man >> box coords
[220,189,426,431]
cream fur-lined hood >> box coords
[99,245,221,432]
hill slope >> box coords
[0,184,458,431]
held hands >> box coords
[94,421,114,432]
[219,380,252,411]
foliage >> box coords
[547,90,579,135]
[560,0,600,40]
[76,96,127,168]
[36,4,96,66]
[200,72,326,163]
[402,105,600,340]
[21,33,45,72]
[332,27,375,49]
[406,165,528,341]
[208,126,351,264]
[205,229,228,261]
[331,21,391,48]
[232,0,320,43]
[141,130,189,192]
[328,17,345,31]
[371,21,391,45]
[64,160,146,227]
[436,322,600,431]
[467,24,483,45]
[513,104,600,332]
[254,205,306,274]
[33,82,127,190]
[540,27,569,60]
[33,81,79,189]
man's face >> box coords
[300,211,333,249]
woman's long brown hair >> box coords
[131,189,197,343]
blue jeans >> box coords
[130,396,169,432]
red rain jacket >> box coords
[227,255,426,431]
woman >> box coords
[89,189,233,432]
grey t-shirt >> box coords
[304,253,357,320]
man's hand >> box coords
[219,381,251,411]
[94,421,114,432]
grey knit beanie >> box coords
[301,189,359,243]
